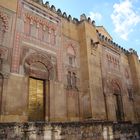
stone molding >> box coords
[24,52,55,80]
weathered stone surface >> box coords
[0,121,139,140]
[0,0,140,135]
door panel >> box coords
[28,78,44,121]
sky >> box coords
[43,0,140,58]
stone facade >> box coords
[0,0,140,127]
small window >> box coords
[67,46,76,67]
[68,56,75,67]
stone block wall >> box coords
[0,121,139,140]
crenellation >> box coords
[50,5,56,13]
[80,13,87,21]
[87,17,91,24]
[67,15,72,21]
[97,32,133,55]
[44,1,50,8]
[31,1,79,25]
[110,40,113,45]
[57,9,62,16]
[62,12,67,19]
[129,48,138,56]
[91,20,95,26]
[72,18,79,24]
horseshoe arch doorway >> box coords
[24,53,53,121]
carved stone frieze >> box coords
[0,11,8,32]
[0,47,8,59]
[24,13,57,31]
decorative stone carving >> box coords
[24,13,57,31]
[24,53,55,80]
[0,11,8,32]
[0,47,8,59]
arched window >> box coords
[67,46,76,67]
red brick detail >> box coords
[0,48,8,58]
[38,24,43,40]
[25,13,57,30]
[24,53,54,80]
[24,19,30,35]
[11,33,21,73]
[57,48,62,82]
[26,53,53,70]
[50,29,56,45]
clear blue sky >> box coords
[43,0,140,58]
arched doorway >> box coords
[24,53,54,121]
[28,77,46,121]
[112,80,124,121]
